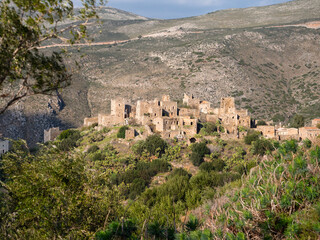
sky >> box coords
[74,0,291,19]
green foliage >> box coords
[112,159,171,198]
[303,138,312,149]
[57,129,81,151]
[96,220,137,240]
[0,0,106,113]
[117,126,128,139]
[290,114,305,128]
[87,144,99,153]
[224,147,246,171]
[176,229,213,240]
[0,140,122,239]
[185,215,200,232]
[251,138,274,156]
[132,135,168,157]
[190,142,210,166]
[168,168,191,180]
[57,129,77,140]
[162,144,182,162]
[190,152,204,166]
[199,159,226,173]
[144,134,168,157]
[200,122,217,135]
[131,140,146,156]
[256,120,267,126]
[244,130,261,145]
[191,142,210,157]
[209,141,320,239]
[272,113,285,123]
[317,123,320,129]
[199,162,216,172]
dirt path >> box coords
[37,29,204,49]
[269,20,320,30]
[37,39,135,49]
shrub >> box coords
[200,122,217,135]
[144,134,168,156]
[199,162,216,172]
[96,220,137,239]
[129,178,146,199]
[117,126,128,139]
[290,114,305,128]
[190,152,204,166]
[303,138,312,149]
[257,120,267,126]
[251,138,274,156]
[185,214,200,232]
[317,123,320,129]
[212,159,226,172]
[87,145,99,154]
[57,130,81,151]
[91,152,105,161]
[57,129,79,140]
[131,140,146,156]
[168,168,191,179]
[244,130,261,145]
[191,142,210,157]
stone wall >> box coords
[299,127,320,141]
[257,125,276,139]
[311,119,320,127]
[84,117,98,127]
[44,127,61,143]
[0,139,9,155]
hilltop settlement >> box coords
[44,94,320,144]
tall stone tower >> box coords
[111,98,126,119]
[219,97,236,115]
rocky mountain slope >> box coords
[1,0,320,146]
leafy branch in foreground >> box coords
[0,0,106,113]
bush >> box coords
[57,130,81,151]
[190,152,204,166]
[132,140,146,156]
[168,168,191,180]
[252,138,274,156]
[290,114,305,128]
[199,162,216,172]
[129,178,147,199]
[144,134,168,156]
[191,142,210,157]
[87,145,99,154]
[303,138,312,149]
[212,159,226,172]
[117,126,128,139]
[257,120,267,126]
[244,130,261,145]
[91,152,106,161]
[200,122,217,135]
[57,129,79,140]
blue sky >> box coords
[74,0,291,19]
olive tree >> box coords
[0,0,106,113]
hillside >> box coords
[1,123,320,239]
[1,0,320,146]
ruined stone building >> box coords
[0,136,9,156]
[188,96,251,134]
[256,124,320,142]
[44,127,61,143]
[83,94,252,140]
[312,118,320,127]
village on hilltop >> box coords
[43,94,320,145]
